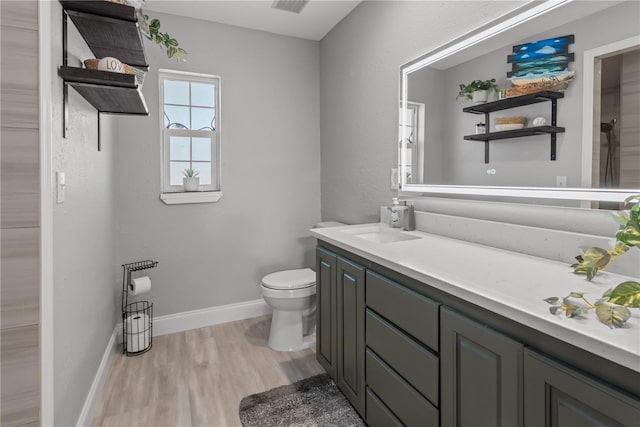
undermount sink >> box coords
[342,225,422,244]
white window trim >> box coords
[160,191,223,205]
[399,101,425,184]
[158,69,222,205]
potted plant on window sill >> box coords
[183,168,200,192]
[457,78,499,104]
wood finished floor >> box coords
[92,315,324,427]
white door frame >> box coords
[39,1,54,425]
[580,35,640,190]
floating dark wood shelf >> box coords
[463,126,565,142]
[462,90,564,163]
[60,0,137,21]
[59,1,150,150]
[59,66,148,115]
[463,91,564,114]
[60,0,149,68]
[59,66,137,88]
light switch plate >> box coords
[556,176,567,188]
[391,168,399,190]
[56,171,66,204]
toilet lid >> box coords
[262,268,315,290]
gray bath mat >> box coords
[239,373,365,427]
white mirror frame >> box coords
[399,0,640,202]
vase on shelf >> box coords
[472,90,489,104]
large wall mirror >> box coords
[399,0,640,204]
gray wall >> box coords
[115,12,321,316]
[319,1,526,224]
[51,2,119,425]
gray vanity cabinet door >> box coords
[336,256,366,416]
[316,247,337,379]
[524,349,640,427]
[441,307,524,427]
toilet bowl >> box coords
[261,221,345,352]
[261,268,316,351]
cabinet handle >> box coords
[343,272,356,283]
[321,261,330,269]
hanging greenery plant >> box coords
[544,194,640,328]
[143,15,187,61]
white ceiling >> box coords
[145,0,361,41]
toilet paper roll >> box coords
[129,276,151,295]
[125,313,150,353]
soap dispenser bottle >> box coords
[390,198,401,228]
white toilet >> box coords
[261,221,345,351]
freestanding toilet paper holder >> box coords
[122,260,158,356]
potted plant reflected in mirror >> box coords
[182,168,200,192]
[457,79,499,104]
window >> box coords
[399,101,424,184]
[159,70,221,200]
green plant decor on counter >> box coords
[544,194,640,328]
[456,78,499,101]
[144,15,187,61]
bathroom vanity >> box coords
[312,1,640,424]
[312,224,640,427]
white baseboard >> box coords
[116,299,272,342]
[153,298,272,336]
[76,327,118,427]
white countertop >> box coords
[311,223,640,373]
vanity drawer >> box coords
[366,309,439,406]
[366,387,403,427]
[366,349,439,427]
[366,270,440,351]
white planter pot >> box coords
[472,90,489,104]
[183,177,200,192]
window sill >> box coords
[160,191,223,205]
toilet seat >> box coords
[261,268,315,290]
[260,283,316,299]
